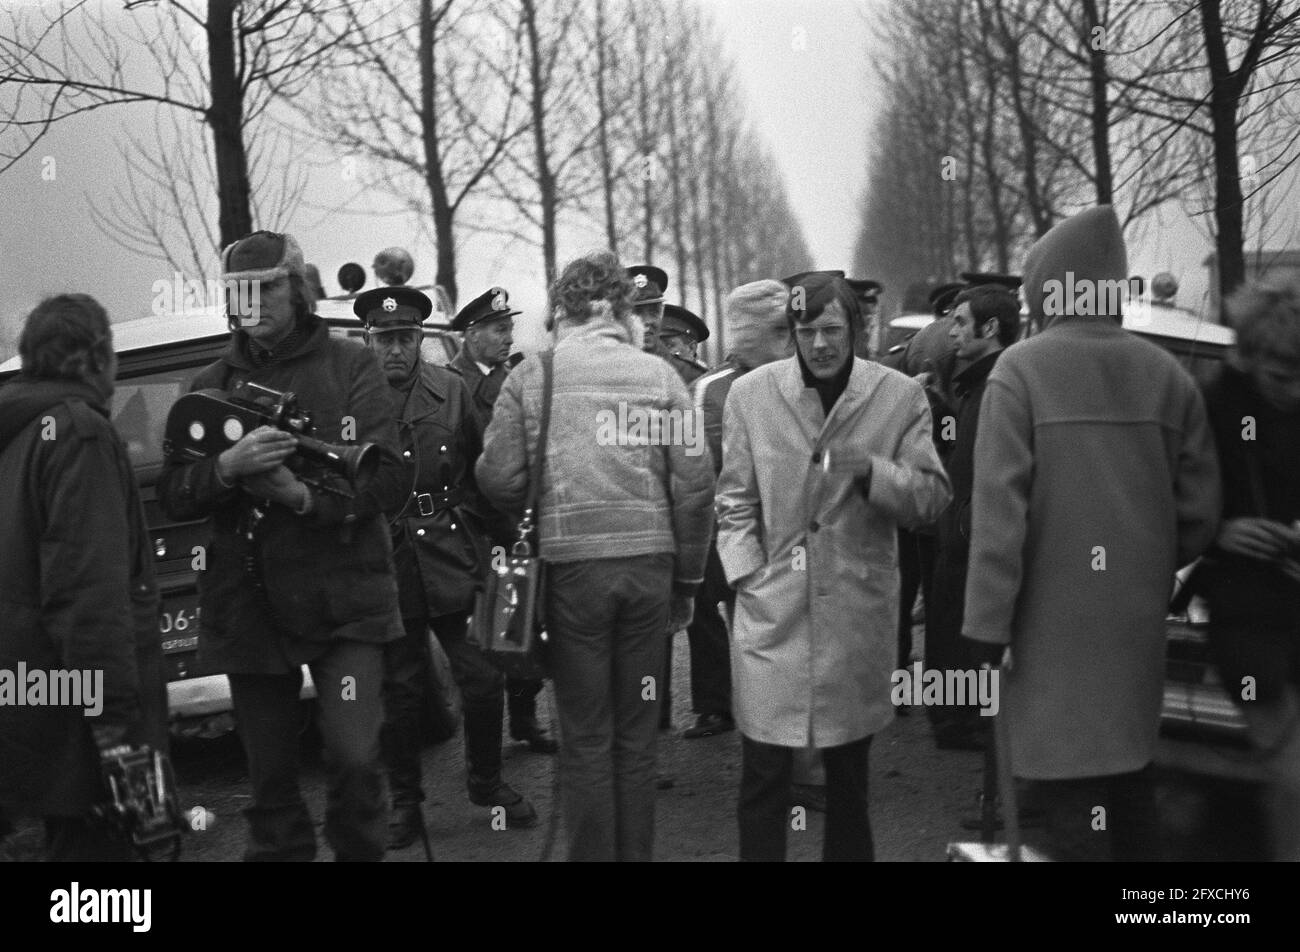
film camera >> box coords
[164,383,379,496]
[92,744,186,861]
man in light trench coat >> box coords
[716,272,952,861]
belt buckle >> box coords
[417,492,435,517]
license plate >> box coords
[159,596,201,652]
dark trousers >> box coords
[738,734,874,862]
[507,677,544,731]
[896,529,936,670]
[546,553,673,862]
[382,620,431,808]
[229,639,388,861]
[384,611,507,805]
[1025,765,1160,861]
[686,541,735,715]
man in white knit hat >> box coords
[683,281,794,741]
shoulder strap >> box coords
[519,351,553,551]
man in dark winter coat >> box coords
[451,287,557,754]
[1199,277,1300,860]
[157,231,407,861]
[361,285,539,849]
[925,284,1020,749]
[0,294,166,861]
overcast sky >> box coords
[0,0,1277,359]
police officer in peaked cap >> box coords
[659,303,710,387]
[626,265,669,356]
[450,286,559,756]
[357,284,541,849]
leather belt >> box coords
[416,486,466,517]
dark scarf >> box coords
[797,346,853,416]
[245,321,310,368]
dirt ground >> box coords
[1,632,1267,863]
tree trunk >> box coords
[594,0,617,254]
[979,61,1011,270]
[704,92,724,354]
[420,0,457,304]
[665,50,688,305]
[522,0,557,286]
[637,35,654,262]
[991,0,1049,236]
[207,0,252,247]
[1200,0,1246,301]
[1082,0,1113,206]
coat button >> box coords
[440,445,447,452]
[416,528,426,537]
[451,523,457,531]
[403,450,411,459]
[811,451,821,465]
[809,520,820,533]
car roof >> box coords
[0,309,233,374]
[1123,305,1235,348]
[890,313,934,331]
[887,309,1235,348]
[0,303,460,374]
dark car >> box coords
[1120,306,1252,763]
[0,306,460,737]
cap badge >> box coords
[634,274,648,288]
[382,297,397,312]
[491,289,508,311]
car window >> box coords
[112,366,206,469]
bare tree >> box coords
[481,0,602,286]
[0,0,345,265]
[592,0,620,253]
[298,0,525,305]
[1191,0,1300,298]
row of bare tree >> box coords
[853,0,1300,316]
[1,0,813,355]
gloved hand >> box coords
[217,426,297,480]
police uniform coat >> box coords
[451,349,509,429]
[389,362,491,619]
[156,318,406,674]
[716,357,952,748]
[693,360,743,477]
[0,377,166,815]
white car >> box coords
[1,304,458,737]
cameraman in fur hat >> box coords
[157,231,407,861]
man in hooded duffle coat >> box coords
[717,272,952,861]
[962,206,1221,861]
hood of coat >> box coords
[0,374,108,453]
[1023,205,1128,329]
